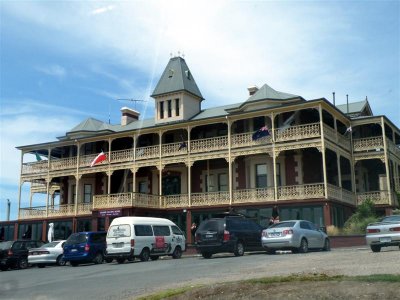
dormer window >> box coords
[185,70,191,80]
[168,69,174,78]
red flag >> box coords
[90,152,107,167]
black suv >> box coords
[0,240,44,271]
[195,215,264,258]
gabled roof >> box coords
[61,118,115,140]
[68,118,113,133]
[246,84,301,102]
[151,56,203,99]
[336,100,372,117]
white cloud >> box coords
[89,5,114,16]
[35,64,66,78]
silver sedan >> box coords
[28,240,66,268]
[366,215,400,252]
[261,220,330,254]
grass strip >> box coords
[137,273,400,300]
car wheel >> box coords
[172,246,182,259]
[0,265,8,271]
[105,258,113,263]
[56,255,66,266]
[93,253,103,264]
[150,256,159,261]
[202,252,212,259]
[371,245,381,253]
[234,241,245,257]
[266,248,276,255]
[18,258,28,269]
[322,239,331,251]
[70,261,79,267]
[139,248,150,262]
[299,238,308,253]
[37,264,46,268]
[116,258,125,264]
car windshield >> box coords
[41,241,59,248]
[65,233,87,245]
[381,215,400,222]
[198,220,223,232]
[269,222,296,228]
[0,241,13,250]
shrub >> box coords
[326,225,341,236]
[343,199,378,235]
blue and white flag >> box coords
[252,126,270,141]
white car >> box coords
[261,220,330,254]
[28,240,66,268]
[366,215,400,252]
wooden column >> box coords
[319,105,328,199]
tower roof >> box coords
[151,56,203,99]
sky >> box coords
[0,1,399,221]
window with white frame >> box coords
[83,184,92,203]
[218,173,228,191]
[256,164,267,188]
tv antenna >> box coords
[117,98,146,110]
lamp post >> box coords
[6,199,11,221]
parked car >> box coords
[195,214,264,258]
[261,220,330,254]
[0,240,44,271]
[106,217,186,264]
[28,240,66,268]
[366,215,400,252]
[63,232,111,266]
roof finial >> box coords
[182,52,185,58]
[170,52,173,58]
[177,51,181,57]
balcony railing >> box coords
[92,193,160,209]
[233,187,275,203]
[274,123,320,142]
[18,203,92,219]
[327,184,356,205]
[20,183,398,220]
[21,122,326,176]
[277,183,325,200]
[353,137,384,152]
[357,191,391,205]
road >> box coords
[0,247,399,300]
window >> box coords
[167,100,172,118]
[218,173,228,191]
[171,225,183,235]
[138,181,147,193]
[128,182,133,193]
[175,98,180,116]
[108,224,131,238]
[256,164,267,188]
[72,184,76,203]
[205,174,215,192]
[153,225,171,236]
[276,163,281,186]
[135,225,153,236]
[300,221,311,230]
[83,184,92,203]
[84,143,93,155]
[159,101,164,119]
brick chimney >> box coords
[247,85,259,96]
[121,107,140,126]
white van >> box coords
[105,217,186,263]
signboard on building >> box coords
[99,209,122,217]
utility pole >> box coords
[7,199,11,221]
